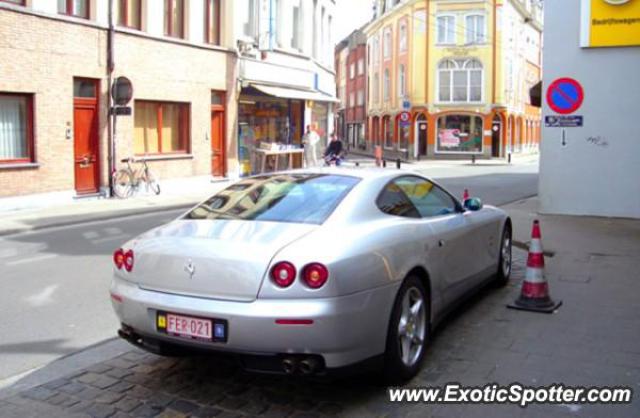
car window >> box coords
[395,176,458,218]
[184,174,360,225]
[376,181,420,218]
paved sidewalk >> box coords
[0,197,638,417]
[0,178,231,237]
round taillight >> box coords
[123,250,134,272]
[113,248,125,270]
[271,262,296,288]
[302,263,329,289]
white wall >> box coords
[539,0,640,219]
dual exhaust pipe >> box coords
[282,357,321,375]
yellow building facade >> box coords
[364,0,543,159]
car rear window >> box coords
[184,174,360,225]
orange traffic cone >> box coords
[508,220,562,313]
[462,189,470,202]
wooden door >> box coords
[418,122,427,156]
[211,110,225,177]
[73,78,100,194]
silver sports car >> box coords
[110,168,512,382]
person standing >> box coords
[302,125,320,167]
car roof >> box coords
[267,166,428,182]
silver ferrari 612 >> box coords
[110,168,512,382]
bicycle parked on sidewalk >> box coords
[112,157,160,198]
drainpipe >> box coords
[107,0,115,196]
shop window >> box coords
[58,0,89,19]
[438,59,483,103]
[164,0,185,38]
[117,0,141,29]
[383,117,393,148]
[437,15,455,44]
[134,101,190,155]
[0,93,34,163]
[205,0,221,45]
[398,119,409,151]
[436,114,483,153]
[465,14,486,44]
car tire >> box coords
[495,222,512,287]
[383,275,430,384]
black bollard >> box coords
[508,153,512,164]
[396,158,401,169]
[471,154,476,164]
[355,161,360,167]
[382,159,387,168]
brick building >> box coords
[343,29,367,151]
[0,0,235,207]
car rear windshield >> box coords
[184,174,360,225]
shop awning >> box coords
[250,84,339,103]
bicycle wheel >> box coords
[112,169,133,198]
[145,170,161,195]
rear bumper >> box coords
[110,276,398,369]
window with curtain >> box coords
[58,0,89,19]
[383,69,390,102]
[437,15,455,44]
[398,65,406,98]
[164,0,185,38]
[134,101,189,155]
[399,22,407,52]
[205,0,221,45]
[438,59,483,103]
[117,0,141,29]
[466,14,486,44]
[0,94,32,163]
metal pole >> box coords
[107,0,115,197]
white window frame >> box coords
[383,69,390,102]
[349,92,355,108]
[383,28,392,60]
[398,65,406,98]
[357,90,364,106]
[357,58,364,75]
[242,0,259,39]
[350,63,355,79]
[465,13,486,45]
[436,14,456,45]
[373,36,380,64]
[437,58,484,104]
[373,73,380,104]
[399,22,407,52]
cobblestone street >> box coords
[2,248,637,418]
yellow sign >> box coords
[157,315,166,329]
[581,0,640,47]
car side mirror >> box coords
[464,197,483,212]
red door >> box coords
[211,110,225,177]
[73,78,100,194]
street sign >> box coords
[110,106,132,116]
[111,76,133,106]
[546,78,584,115]
[399,111,411,122]
[545,115,583,128]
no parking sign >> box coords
[546,78,584,115]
